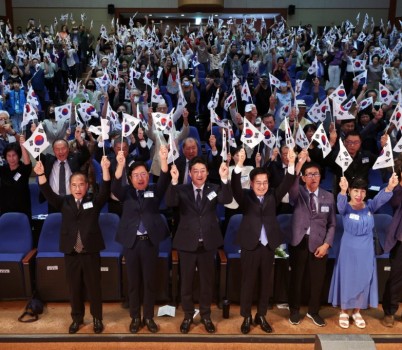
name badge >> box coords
[144,191,154,198]
[362,157,369,164]
[13,172,21,181]
[349,213,360,221]
[83,202,94,210]
[207,191,217,200]
[320,205,329,213]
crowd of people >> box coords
[1,10,402,335]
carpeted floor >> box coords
[1,300,402,336]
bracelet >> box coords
[37,173,45,176]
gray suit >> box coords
[288,181,336,315]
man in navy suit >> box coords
[34,155,111,334]
[231,147,296,334]
[288,156,336,327]
[166,157,232,334]
[112,145,170,333]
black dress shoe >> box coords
[240,316,252,334]
[201,318,216,333]
[180,318,193,334]
[143,318,158,333]
[68,320,83,334]
[254,314,272,333]
[93,318,104,334]
[129,318,142,333]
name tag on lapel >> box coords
[13,172,21,181]
[362,157,369,164]
[83,202,94,210]
[207,191,217,200]
[144,191,154,198]
[320,205,329,213]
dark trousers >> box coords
[179,245,216,319]
[382,241,402,316]
[288,235,327,315]
[65,252,102,322]
[124,239,158,319]
[240,244,275,317]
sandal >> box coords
[339,313,350,329]
[352,312,366,329]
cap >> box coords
[296,99,307,107]
[245,104,255,113]
[260,73,268,78]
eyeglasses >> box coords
[345,141,361,146]
[304,173,321,178]
[132,172,147,179]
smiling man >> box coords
[231,147,296,334]
[34,155,111,334]
[287,159,336,327]
[166,157,232,334]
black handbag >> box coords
[373,227,384,256]
[18,294,44,323]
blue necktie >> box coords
[258,196,268,246]
[137,190,146,234]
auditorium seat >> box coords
[0,213,35,299]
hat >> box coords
[245,104,255,113]
[296,99,307,107]
[260,73,268,78]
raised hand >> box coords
[219,162,229,180]
[339,176,348,194]
[170,164,179,183]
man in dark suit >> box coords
[175,135,222,185]
[382,173,402,328]
[34,155,111,334]
[287,158,336,327]
[41,129,90,212]
[231,147,296,334]
[166,157,232,334]
[111,145,170,333]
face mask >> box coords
[183,81,190,87]
[49,112,55,118]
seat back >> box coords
[277,213,293,244]
[30,183,48,215]
[0,213,32,254]
[37,213,62,253]
[99,213,122,253]
[224,214,242,256]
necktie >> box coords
[137,190,146,234]
[74,200,84,253]
[59,161,66,196]
[259,196,268,246]
[196,188,202,210]
[310,192,317,214]
[184,161,191,184]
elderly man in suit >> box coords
[381,171,402,328]
[166,157,232,334]
[231,147,296,334]
[34,155,111,334]
[287,155,336,327]
[41,130,90,212]
[112,145,170,334]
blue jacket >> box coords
[6,88,26,116]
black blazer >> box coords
[232,169,296,251]
[112,170,170,248]
[40,143,90,203]
[165,181,232,252]
[39,180,110,254]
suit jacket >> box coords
[40,143,90,203]
[266,159,288,189]
[384,185,402,253]
[232,169,296,251]
[112,170,170,248]
[39,180,110,254]
[288,182,336,252]
[165,180,232,252]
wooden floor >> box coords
[1,301,402,349]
